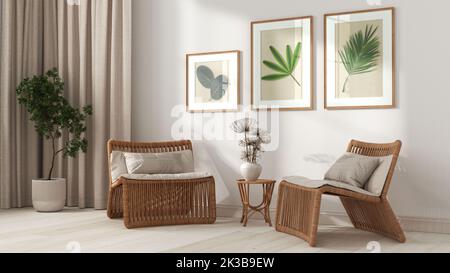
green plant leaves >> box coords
[338,24,381,92]
[196,65,229,101]
[15,68,93,179]
[262,42,302,87]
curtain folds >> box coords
[0,0,131,209]
[0,0,43,208]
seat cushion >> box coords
[121,172,212,181]
[283,176,379,197]
[325,153,380,188]
[123,150,195,175]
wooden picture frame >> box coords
[186,50,241,113]
[324,7,396,110]
[251,16,314,111]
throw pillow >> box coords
[325,153,380,188]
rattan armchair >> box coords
[107,140,216,229]
[276,140,405,247]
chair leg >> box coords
[340,197,406,243]
[275,182,322,247]
[107,185,123,219]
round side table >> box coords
[237,179,276,227]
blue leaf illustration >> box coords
[210,75,229,101]
[196,66,215,89]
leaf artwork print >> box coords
[262,42,302,87]
[338,24,381,93]
[196,65,229,101]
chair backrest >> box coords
[347,139,402,198]
[107,139,193,185]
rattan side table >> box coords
[237,179,276,227]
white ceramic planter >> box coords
[32,178,66,212]
[240,162,262,181]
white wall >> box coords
[132,0,450,222]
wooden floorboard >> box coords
[1,208,450,253]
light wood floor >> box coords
[1,208,450,253]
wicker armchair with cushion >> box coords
[107,140,216,229]
[276,140,405,247]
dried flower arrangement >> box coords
[231,118,271,164]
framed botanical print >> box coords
[186,50,240,112]
[325,7,395,110]
[251,16,314,111]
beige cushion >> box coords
[325,153,379,188]
[122,172,211,181]
[110,151,128,182]
[123,150,195,174]
[283,176,379,197]
[364,155,393,196]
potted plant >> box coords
[16,68,92,212]
[231,118,271,181]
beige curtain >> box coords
[0,0,44,208]
[0,0,131,209]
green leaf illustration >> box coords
[291,42,302,72]
[262,74,290,81]
[262,42,302,87]
[338,24,381,93]
[262,61,288,74]
[286,45,293,70]
[269,46,289,71]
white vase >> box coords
[240,162,262,181]
[32,178,66,212]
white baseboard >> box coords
[217,205,450,234]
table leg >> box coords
[264,206,272,227]
[238,183,250,227]
[262,183,275,227]
[238,181,275,227]
[242,204,249,227]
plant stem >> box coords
[342,75,351,93]
[48,135,56,180]
[290,74,302,87]
[244,130,250,163]
[47,135,65,180]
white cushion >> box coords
[324,153,380,188]
[364,155,393,196]
[121,172,212,181]
[110,151,128,182]
[123,150,195,174]
[283,176,379,197]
